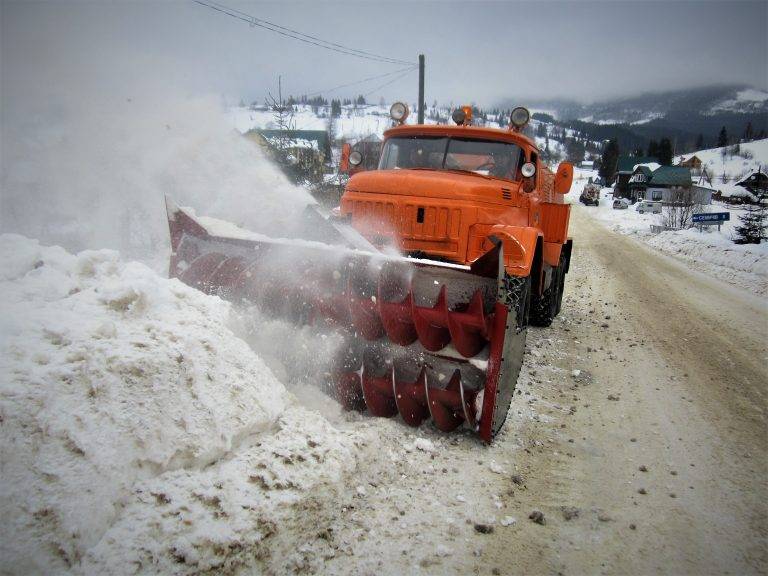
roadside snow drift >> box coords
[0,234,358,574]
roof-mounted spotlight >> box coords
[509,106,531,131]
[390,102,409,124]
[452,105,473,126]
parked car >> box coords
[636,200,662,214]
[613,197,630,210]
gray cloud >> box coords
[2,0,766,109]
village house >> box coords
[613,156,659,199]
[678,154,704,176]
[245,128,333,186]
[628,164,713,205]
[246,129,332,164]
[713,169,767,204]
[736,169,768,194]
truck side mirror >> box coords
[554,162,574,194]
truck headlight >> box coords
[348,150,363,166]
[521,162,536,178]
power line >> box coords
[202,0,410,65]
[192,0,414,66]
[303,66,418,98]
[364,67,417,98]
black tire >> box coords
[501,273,531,332]
[554,255,567,316]
[529,273,557,327]
[530,255,567,327]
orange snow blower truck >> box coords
[167,104,573,443]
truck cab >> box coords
[339,104,573,324]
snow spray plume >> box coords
[1,3,314,264]
[1,91,313,266]
[1,7,341,393]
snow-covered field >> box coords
[677,138,768,190]
[227,103,572,158]
[568,169,768,296]
[228,103,438,141]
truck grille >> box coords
[348,199,461,253]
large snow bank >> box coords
[0,234,358,574]
[643,228,768,294]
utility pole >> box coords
[417,54,425,124]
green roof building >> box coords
[648,166,692,187]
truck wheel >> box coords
[531,252,569,326]
[529,271,557,327]
[553,255,567,317]
[502,273,531,331]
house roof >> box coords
[635,162,661,173]
[249,129,331,156]
[717,182,758,201]
[736,169,767,186]
[649,166,692,186]
[617,156,658,173]
[633,165,654,177]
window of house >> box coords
[651,190,663,201]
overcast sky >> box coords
[2,0,767,108]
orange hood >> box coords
[346,169,522,205]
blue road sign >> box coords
[692,212,730,224]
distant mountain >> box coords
[501,85,768,153]
[511,85,768,124]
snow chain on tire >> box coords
[530,255,567,326]
[501,273,530,332]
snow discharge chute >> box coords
[166,198,528,443]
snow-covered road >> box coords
[307,207,768,575]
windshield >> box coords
[378,136,523,180]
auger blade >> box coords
[360,348,398,417]
[167,201,528,442]
[393,367,429,427]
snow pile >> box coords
[644,228,768,294]
[0,234,359,574]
